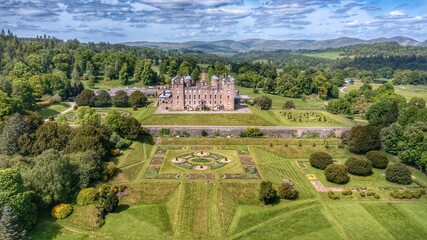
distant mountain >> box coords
[123,36,426,52]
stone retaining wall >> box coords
[144,126,350,138]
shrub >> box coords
[102,162,116,181]
[341,190,353,196]
[385,163,412,185]
[325,164,350,184]
[374,194,380,199]
[309,152,333,170]
[253,96,272,110]
[240,128,265,138]
[77,188,98,206]
[51,204,73,219]
[160,128,171,136]
[348,125,381,154]
[253,88,259,94]
[366,191,374,196]
[366,151,389,169]
[201,129,209,137]
[282,100,295,109]
[360,192,366,197]
[390,189,426,199]
[328,191,339,200]
[345,157,373,176]
[278,179,298,200]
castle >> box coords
[157,72,236,111]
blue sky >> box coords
[0,0,426,43]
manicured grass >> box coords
[253,109,355,127]
[36,102,71,118]
[141,113,273,126]
[239,87,327,109]
[30,139,427,239]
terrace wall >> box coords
[144,126,351,138]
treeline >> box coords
[327,81,427,171]
[0,106,149,235]
[0,31,227,122]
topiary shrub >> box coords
[348,125,381,154]
[77,188,98,206]
[374,194,380,199]
[345,157,373,176]
[309,152,333,170]
[328,191,339,200]
[51,204,73,219]
[360,192,366,197]
[390,189,425,199]
[385,163,412,185]
[366,151,389,169]
[341,190,352,196]
[325,164,350,184]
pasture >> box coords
[30,138,427,239]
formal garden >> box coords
[27,137,427,240]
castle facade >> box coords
[162,73,236,111]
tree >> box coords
[141,60,156,85]
[75,106,101,126]
[258,181,276,204]
[278,179,298,200]
[27,149,74,205]
[129,91,147,107]
[314,73,331,99]
[97,185,119,213]
[0,169,37,230]
[65,124,112,159]
[0,113,43,155]
[309,152,333,170]
[282,100,295,109]
[119,63,129,85]
[365,101,398,127]
[76,89,96,107]
[104,110,143,140]
[95,90,111,107]
[112,90,129,107]
[345,157,373,176]
[0,206,26,240]
[348,125,381,154]
[324,164,350,184]
[191,67,200,83]
[381,123,403,154]
[253,96,272,110]
[69,151,102,188]
[366,151,389,169]
[12,79,35,109]
[178,61,191,76]
[385,163,412,185]
[0,90,22,121]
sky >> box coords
[0,0,426,43]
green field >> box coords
[239,87,327,109]
[340,80,427,102]
[30,138,427,239]
[302,51,346,60]
[36,102,71,118]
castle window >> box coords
[194,101,196,104]
[177,96,179,100]
[198,95,200,99]
[214,95,216,99]
[220,95,222,99]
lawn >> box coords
[29,139,427,239]
[340,80,427,102]
[302,51,346,60]
[239,87,327,109]
[36,102,71,118]
[252,109,355,127]
[141,113,273,126]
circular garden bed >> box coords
[171,152,231,171]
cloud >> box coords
[377,10,407,19]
